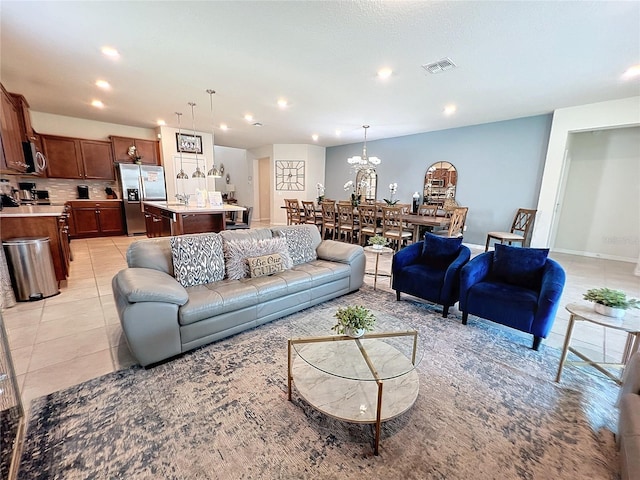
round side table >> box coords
[363,246,394,290]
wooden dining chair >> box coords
[301,200,322,229]
[337,204,360,243]
[485,208,537,251]
[433,207,468,238]
[417,204,439,216]
[284,198,302,225]
[358,204,382,246]
[320,200,337,240]
[381,206,412,251]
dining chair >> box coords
[337,203,360,243]
[321,201,337,240]
[433,207,468,238]
[301,200,322,229]
[225,206,253,230]
[417,204,439,216]
[358,204,382,246]
[485,208,537,251]
[284,198,302,225]
[381,206,412,252]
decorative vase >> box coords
[372,244,383,250]
[345,327,365,338]
[594,303,626,319]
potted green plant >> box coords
[331,305,376,338]
[583,287,640,319]
[368,235,388,250]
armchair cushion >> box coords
[421,232,463,269]
[492,243,549,290]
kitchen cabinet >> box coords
[111,136,160,166]
[143,204,172,237]
[42,135,115,180]
[0,84,27,173]
[68,200,124,238]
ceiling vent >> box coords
[422,57,457,74]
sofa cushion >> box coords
[492,244,549,290]
[273,226,318,265]
[248,253,285,278]
[224,237,293,280]
[170,233,225,288]
[421,232,463,269]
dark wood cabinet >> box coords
[42,135,114,180]
[69,201,124,238]
[111,136,160,166]
[0,84,27,173]
[143,204,172,237]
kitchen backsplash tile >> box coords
[0,177,121,204]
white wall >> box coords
[270,144,326,225]
[554,127,639,261]
[531,97,640,247]
[31,111,157,140]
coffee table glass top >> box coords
[566,302,640,332]
[288,308,424,381]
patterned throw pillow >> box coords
[247,253,285,278]
[170,234,225,287]
[224,237,293,280]
[273,227,317,266]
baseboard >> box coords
[552,248,637,264]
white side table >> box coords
[555,302,640,385]
[364,246,394,290]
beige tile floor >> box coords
[3,225,639,412]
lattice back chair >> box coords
[337,204,360,244]
[485,208,537,251]
[284,198,302,225]
[381,206,412,252]
[418,204,439,216]
[301,200,322,229]
[433,207,468,238]
[358,204,382,246]
[320,201,337,240]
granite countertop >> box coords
[0,205,66,217]
[143,201,245,214]
[65,199,123,202]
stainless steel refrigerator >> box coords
[117,164,167,235]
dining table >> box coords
[401,213,451,243]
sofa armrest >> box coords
[392,242,423,274]
[459,252,493,311]
[532,259,566,337]
[113,268,189,305]
[317,240,364,264]
[441,245,471,302]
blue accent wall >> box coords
[325,114,553,245]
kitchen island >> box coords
[142,201,245,237]
[0,205,71,283]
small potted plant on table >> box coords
[332,305,376,338]
[368,235,388,250]
[583,287,640,319]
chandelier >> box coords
[347,125,381,171]
[206,89,221,178]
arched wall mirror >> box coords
[356,168,377,201]
[423,161,457,205]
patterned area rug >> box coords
[18,287,620,479]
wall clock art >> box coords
[275,160,305,191]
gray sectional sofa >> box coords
[619,351,640,480]
[112,225,365,366]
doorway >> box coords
[258,157,271,222]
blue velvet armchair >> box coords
[393,233,471,317]
[459,244,566,350]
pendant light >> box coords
[206,89,221,178]
[189,102,205,178]
[175,112,188,180]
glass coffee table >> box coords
[287,323,422,455]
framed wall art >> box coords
[176,133,203,154]
[275,160,305,191]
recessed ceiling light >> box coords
[95,80,110,89]
[244,114,253,122]
[622,64,640,79]
[101,46,120,58]
[220,123,228,131]
[157,120,166,126]
[277,99,288,109]
[335,130,341,136]
[311,134,319,142]
[91,100,104,108]
[444,104,457,115]
[377,67,393,79]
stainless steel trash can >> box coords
[2,237,59,301]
